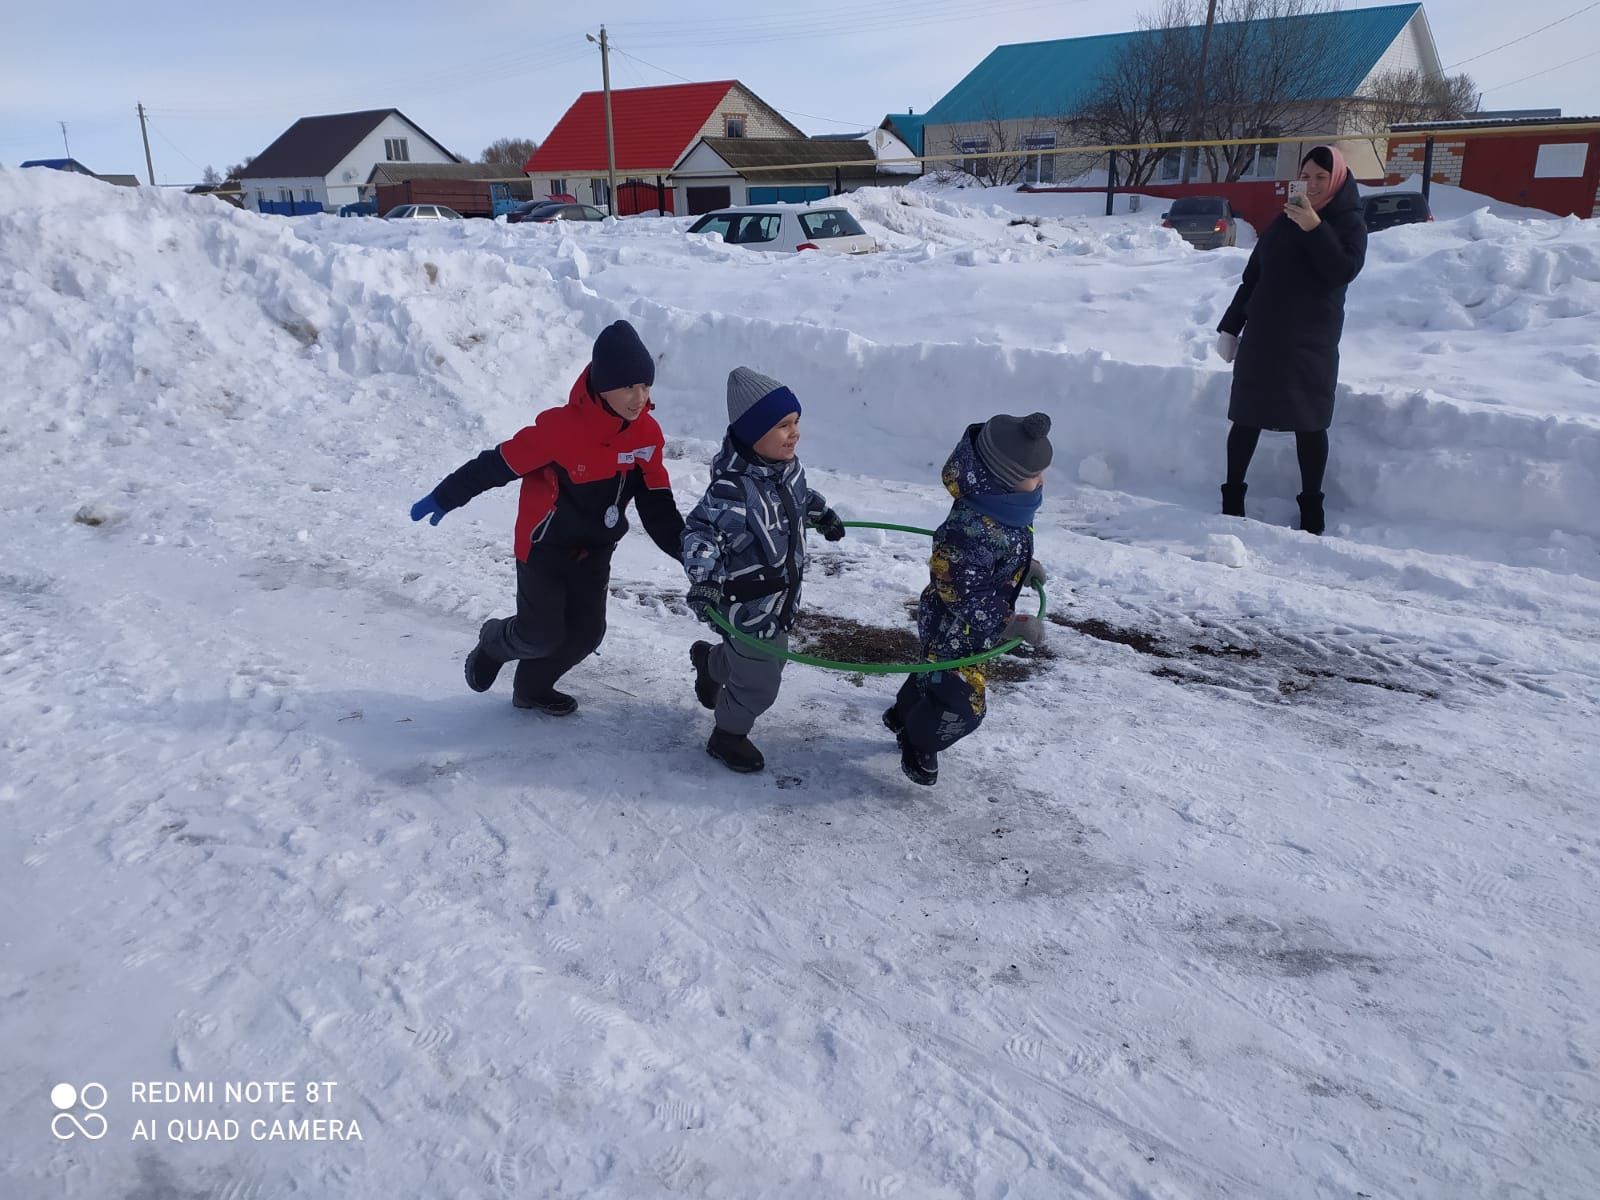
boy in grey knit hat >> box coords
[885,412,1051,785]
[681,367,847,773]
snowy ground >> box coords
[2,166,1598,1199]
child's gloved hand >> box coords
[686,582,722,624]
[812,509,846,541]
[1024,559,1046,588]
[1216,332,1239,363]
[1001,613,1047,649]
[410,493,446,526]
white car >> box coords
[688,205,876,254]
[383,204,464,220]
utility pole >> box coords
[137,103,156,186]
[59,122,71,159]
[1180,0,1219,185]
[586,27,617,215]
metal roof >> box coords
[690,136,879,183]
[526,82,806,176]
[924,3,1423,126]
[241,110,460,180]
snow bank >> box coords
[4,166,1598,553]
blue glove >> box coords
[410,493,446,526]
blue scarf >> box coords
[963,487,1042,528]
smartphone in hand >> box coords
[1288,180,1309,206]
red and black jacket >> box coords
[431,368,684,562]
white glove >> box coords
[1001,613,1047,649]
[1024,559,1046,588]
[1216,332,1239,363]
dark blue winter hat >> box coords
[727,366,801,447]
[590,320,655,393]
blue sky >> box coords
[3,0,1595,182]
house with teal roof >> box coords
[922,3,1443,185]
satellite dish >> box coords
[342,170,354,182]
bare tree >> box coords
[1081,0,1194,185]
[1082,0,1357,184]
[937,104,1067,187]
[1190,0,1343,182]
[1357,68,1480,164]
[479,137,538,167]
[202,165,222,186]
[225,155,254,180]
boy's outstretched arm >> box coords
[412,416,558,524]
[632,454,687,562]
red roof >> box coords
[525,81,738,175]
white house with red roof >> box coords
[523,81,803,215]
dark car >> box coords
[507,200,565,224]
[1361,190,1433,232]
[508,201,606,225]
[1161,196,1239,249]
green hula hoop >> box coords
[704,520,1047,675]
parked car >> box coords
[1160,196,1239,249]
[383,204,463,220]
[1361,190,1433,232]
[508,200,606,224]
[687,205,876,254]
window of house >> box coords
[280,188,293,203]
[303,189,314,203]
[1534,143,1588,178]
[1248,132,1280,179]
[957,138,990,180]
[1023,134,1056,184]
[724,114,746,139]
[590,178,610,207]
[384,138,410,162]
[549,178,566,196]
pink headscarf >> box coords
[1304,144,1350,210]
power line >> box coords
[624,0,1080,50]
[1484,46,1600,91]
[1443,2,1600,70]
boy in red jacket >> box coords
[410,320,684,714]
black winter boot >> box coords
[513,688,578,716]
[464,620,505,692]
[707,727,764,773]
[1220,482,1247,518]
[690,641,721,710]
[1297,492,1325,536]
[898,733,938,786]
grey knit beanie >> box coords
[726,366,801,446]
[976,412,1053,488]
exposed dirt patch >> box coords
[791,613,919,665]
[1049,614,1174,658]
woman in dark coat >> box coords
[1215,145,1368,534]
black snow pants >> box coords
[892,666,987,754]
[477,545,613,699]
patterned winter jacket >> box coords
[681,435,829,639]
[918,425,1036,662]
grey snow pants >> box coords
[707,630,788,736]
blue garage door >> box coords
[747,185,830,204]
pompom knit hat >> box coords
[975,412,1053,488]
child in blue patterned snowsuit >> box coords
[885,413,1052,786]
[682,367,847,775]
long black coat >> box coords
[1218,175,1368,432]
